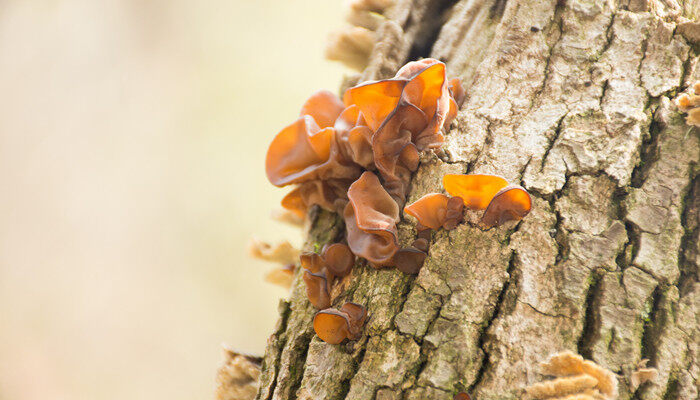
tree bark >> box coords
[255,1,700,399]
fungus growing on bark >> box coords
[303,269,331,309]
[442,174,531,229]
[266,116,359,188]
[675,81,700,127]
[411,237,429,253]
[392,246,428,274]
[525,375,598,399]
[344,59,463,202]
[479,185,532,229]
[404,193,464,230]
[344,171,400,267]
[321,243,355,278]
[453,393,471,400]
[443,174,509,210]
[266,114,361,216]
[313,302,367,344]
[532,351,618,400]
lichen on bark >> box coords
[254,1,699,399]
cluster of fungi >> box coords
[265,58,532,345]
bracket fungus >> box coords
[629,359,658,391]
[313,302,367,344]
[526,351,619,400]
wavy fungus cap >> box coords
[404,193,463,231]
[479,185,531,229]
[344,79,407,132]
[300,90,345,129]
[442,174,509,210]
[371,102,426,202]
[265,116,360,187]
[344,171,400,267]
[397,60,451,150]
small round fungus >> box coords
[393,247,428,274]
[453,393,471,400]
[313,302,367,344]
[322,243,355,278]
[313,309,352,344]
[411,238,429,253]
[442,174,508,210]
[479,185,532,229]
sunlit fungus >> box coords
[479,185,531,229]
[265,58,466,273]
[300,90,346,129]
[404,193,464,230]
[313,302,367,344]
[442,174,509,210]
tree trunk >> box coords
[255,1,700,399]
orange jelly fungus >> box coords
[442,174,508,210]
[403,193,464,231]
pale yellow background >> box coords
[0,1,347,399]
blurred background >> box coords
[0,1,347,399]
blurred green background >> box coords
[0,1,347,399]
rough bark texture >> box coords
[256,1,700,399]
